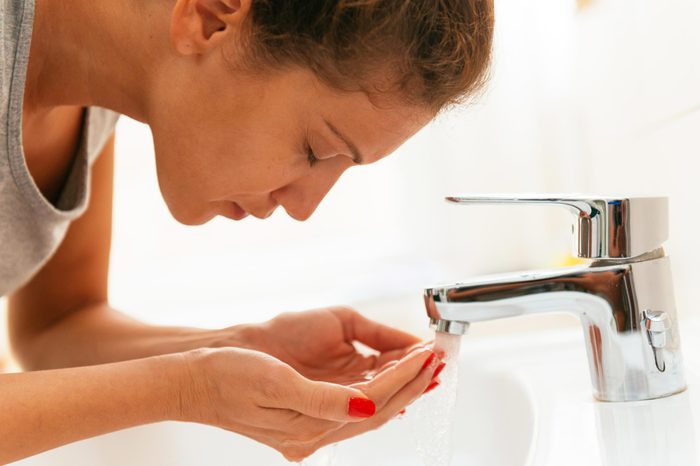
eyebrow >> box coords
[323,119,364,165]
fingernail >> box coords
[423,381,440,394]
[421,352,436,370]
[432,362,446,379]
[348,397,376,418]
[399,408,406,415]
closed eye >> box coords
[306,144,319,168]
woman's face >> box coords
[147,64,432,225]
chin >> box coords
[165,200,216,226]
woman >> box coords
[0,0,493,463]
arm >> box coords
[1,345,441,464]
[0,354,181,464]
[8,133,419,373]
[8,134,241,370]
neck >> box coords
[25,0,171,122]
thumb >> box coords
[290,376,377,423]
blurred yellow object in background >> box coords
[576,0,594,11]
[555,254,588,268]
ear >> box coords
[170,0,248,56]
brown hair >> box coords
[242,0,494,111]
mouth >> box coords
[217,200,279,221]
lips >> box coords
[228,202,249,220]
[222,200,279,220]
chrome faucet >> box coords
[424,195,686,402]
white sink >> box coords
[15,318,700,466]
[452,321,700,466]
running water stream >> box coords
[412,332,462,466]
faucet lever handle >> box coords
[446,194,669,259]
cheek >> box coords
[212,141,307,195]
[151,131,215,225]
[276,159,349,206]
[149,100,307,211]
[154,132,302,207]
[227,161,302,195]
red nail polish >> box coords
[348,397,376,418]
[432,362,446,379]
[421,352,436,370]
[423,381,440,394]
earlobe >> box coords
[170,0,245,56]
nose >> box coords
[278,191,322,221]
[274,168,345,221]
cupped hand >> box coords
[250,307,425,385]
[178,345,441,462]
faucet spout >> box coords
[424,255,686,402]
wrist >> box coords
[143,324,262,357]
[168,348,222,424]
[112,353,202,424]
[205,323,266,352]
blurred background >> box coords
[2,0,700,366]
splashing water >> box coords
[411,331,462,466]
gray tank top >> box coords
[0,0,120,296]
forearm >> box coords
[12,302,257,370]
[0,353,183,464]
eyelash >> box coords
[306,144,319,168]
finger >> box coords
[331,344,428,384]
[320,353,439,446]
[273,369,378,423]
[368,343,430,377]
[366,360,399,378]
[374,342,431,369]
[356,345,425,379]
[355,348,438,410]
[332,308,421,353]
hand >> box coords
[250,307,424,385]
[178,345,441,462]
